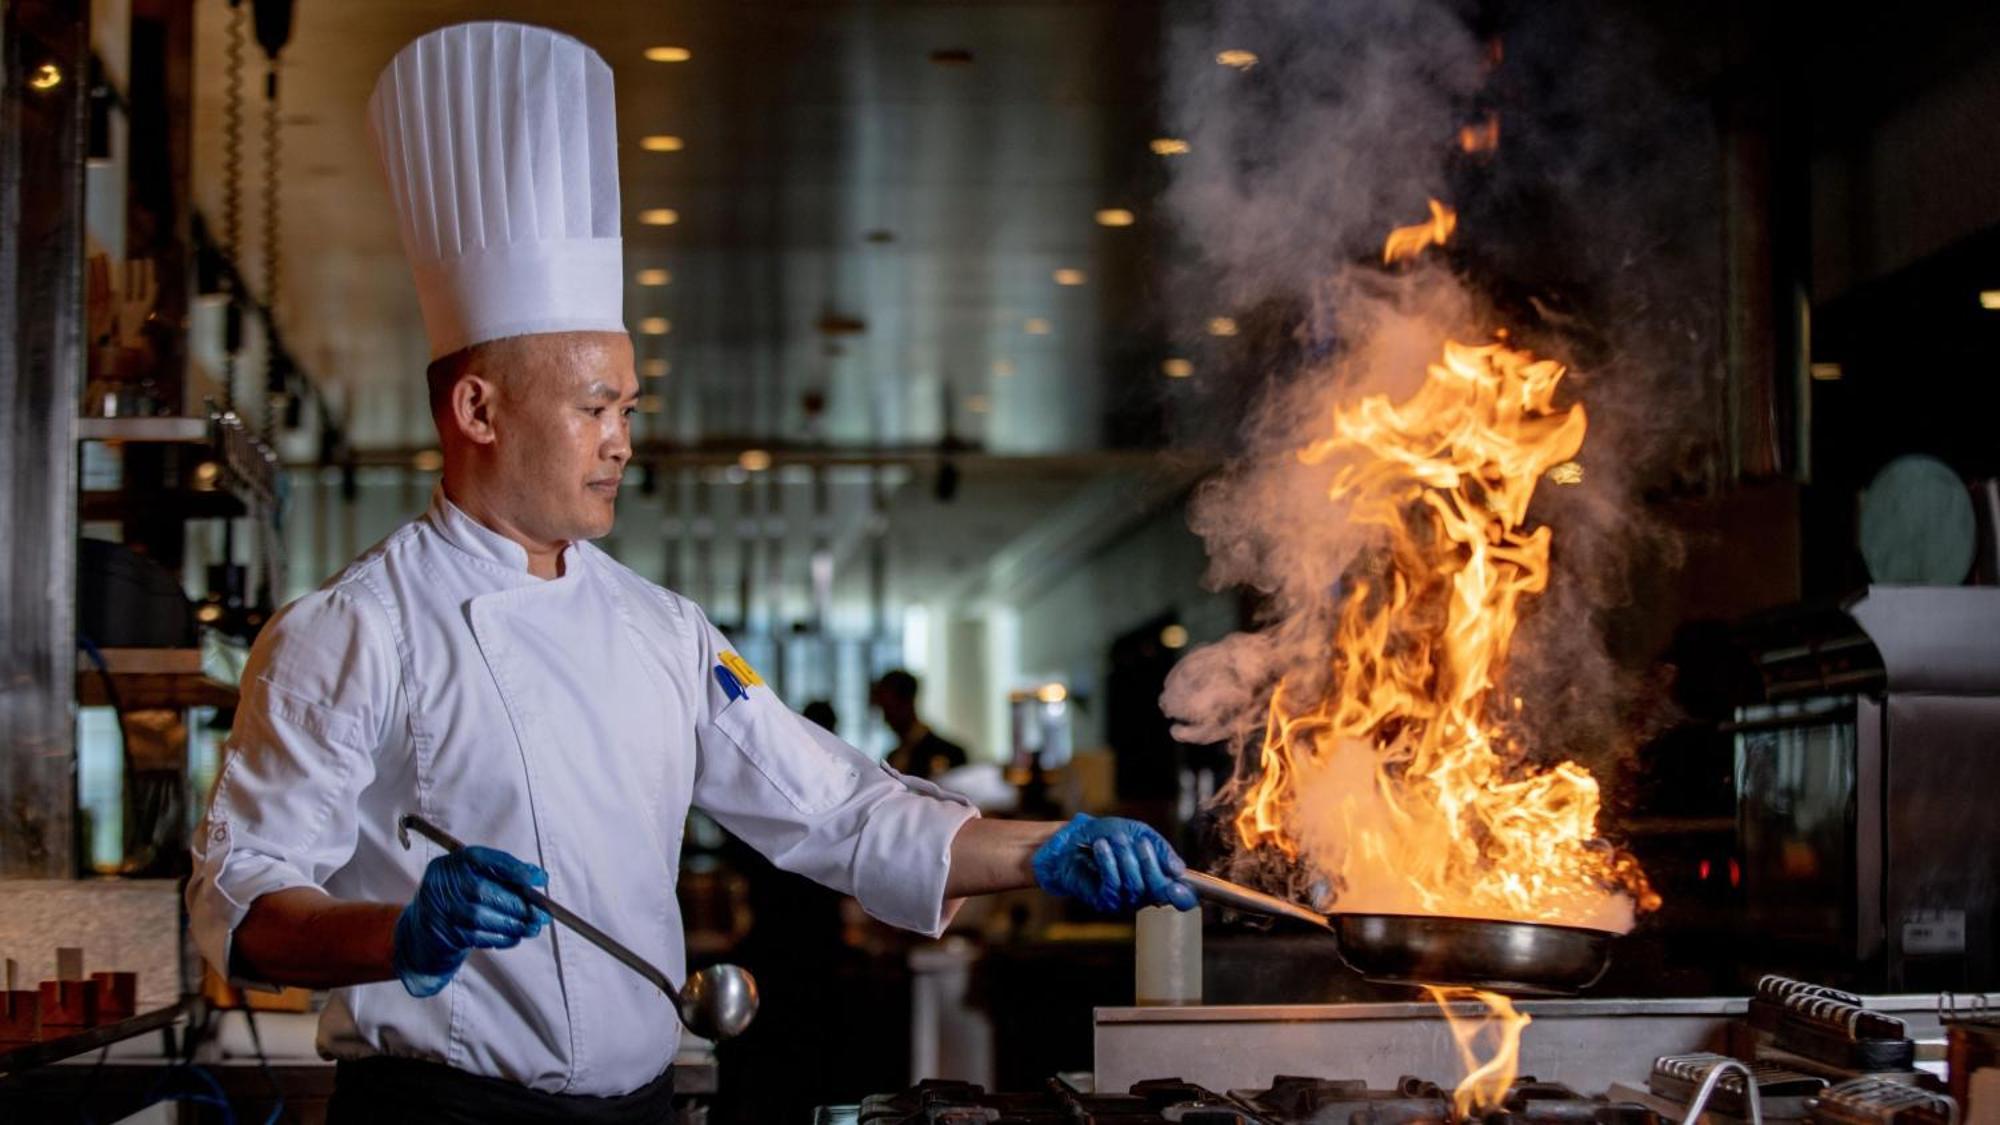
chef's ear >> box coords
[447,374,502,446]
[429,346,501,447]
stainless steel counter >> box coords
[1093,994,1986,1094]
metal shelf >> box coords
[75,417,210,443]
[0,999,188,1079]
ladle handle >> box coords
[397,813,682,1002]
[1183,870,1335,931]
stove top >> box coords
[815,1075,1667,1125]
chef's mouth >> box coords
[587,478,620,497]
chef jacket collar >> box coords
[425,484,581,580]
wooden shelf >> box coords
[0,999,188,1079]
[76,671,236,710]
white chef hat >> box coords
[368,22,625,361]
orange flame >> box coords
[1427,986,1532,1118]
[1382,199,1458,263]
[1458,114,1500,155]
[1228,313,1657,929]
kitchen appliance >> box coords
[829,977,1979,1124]
[1733,587,2000,991]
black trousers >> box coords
[328,1056,676,1124]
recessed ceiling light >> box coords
[1024,318,1052,335]
[640,317,672,335]
[966,394,991,414]
[991,359,1016,377]
[640,135,685,152]
[639,208,679,226]
[1162,358,1194,378]
[1207,316,1239,337]
[1150,137,1191,156]
[739,449,773,472]
[412,449,444,472]
[637,393,666,414]
[1809,362,1842,382]
[28,63,62,91]
[1159,623,1190,649]
[643,358,671,378]
[644,46,693,63]
[1053,268,1086,286]
[1095,208,1136,227]
[636,268,672,286]
[1216,49,1258,70]
[1981,290,2000,310]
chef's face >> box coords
[480,331,638,543]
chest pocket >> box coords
[711,695,862,816]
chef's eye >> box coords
[621,407,638,419]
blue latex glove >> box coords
[393,845,551,998]
[1031,814,1199,913]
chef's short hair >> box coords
[426,336,536,421]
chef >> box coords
[185,21,1195,1124]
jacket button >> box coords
[211,825,229,843]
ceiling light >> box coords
[643,358,671,378]
[636,268,672,286]
[1150,137,1191,156]
[1162,358,1194,378]
[640,135,685,152]
[1095,208,1135,227]
[1159,624,1189,650]
[637,394,665,414]
[1053,268,1086,286]
[1036,682,1068,704]
[1809,362,1843,382]
[1216,49,1258,70]
[738,449,773,472]
[640,317,671,335]
[644,46,692,63]
[639,208,679,226]
[29,63,63,91]
[412,449,443,472]
[1981,290,2000,310]
[991,359,1016,377]
[1024,317,1051,335]
[1207,316,1239,337]
[966,394,991,414]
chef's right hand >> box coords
[393,846,551,998]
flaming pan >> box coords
[1183,871,1613,997]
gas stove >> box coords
[826,976,1983,1125]
[816,1074,1666,1125]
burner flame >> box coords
[1427,986,1531,1119]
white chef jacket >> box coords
[186,489,978,1096]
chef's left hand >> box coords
[1031,814,1199,913]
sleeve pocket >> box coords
[711,696,862,816]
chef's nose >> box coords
[604,419,632,466]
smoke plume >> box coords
[1158,0,1720,925]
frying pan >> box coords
[1183,870,1614,997]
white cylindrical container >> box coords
[1134,904,1202,1006]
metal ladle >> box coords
[397,813,759,1041]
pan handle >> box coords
[1183,871,1335,932]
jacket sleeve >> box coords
[683,610,979,937]
[185,584,399,985]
